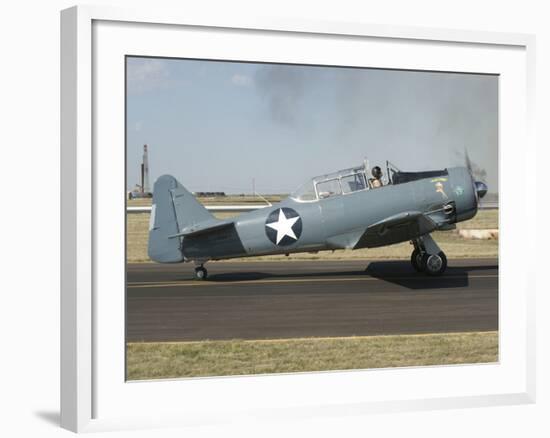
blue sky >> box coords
[126,57,498,194]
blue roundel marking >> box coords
[264,208,303,246]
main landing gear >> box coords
[194,265,208,280]
[410,234,447,276]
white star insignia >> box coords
[266,209,300,244]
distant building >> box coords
[128,144,153,199]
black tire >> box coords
[421,252,447,276]
[194,267,208,280]
[410,249,424,272]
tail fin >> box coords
[147,175,214,263]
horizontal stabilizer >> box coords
[168,219,235,238]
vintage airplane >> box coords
[148,160,488,279]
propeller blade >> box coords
[464,148,473,175]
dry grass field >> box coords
[126,331,498,380]
[126,209,498,263]
[127,195,284,207]
[456,209,498,230]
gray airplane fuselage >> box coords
[174,167,478,263]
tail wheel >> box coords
[421,252,447,276]
[194,266,208,280]
[410,249,424,272]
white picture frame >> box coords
[60,5,536,433]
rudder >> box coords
[147,175,214,263]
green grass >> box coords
[126,331,498,380]
[126,209,498,263]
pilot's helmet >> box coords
[372,166,382,179]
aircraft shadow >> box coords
[206,261,497,290]
[363,260,497,290]
[207,269,370,282]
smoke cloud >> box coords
[253,64,497,191]
[254,65,308,125]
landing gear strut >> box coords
[411,234,447,276]
[194,265,208,280]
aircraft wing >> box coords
[354,211,438,249]
[168,219,235,238]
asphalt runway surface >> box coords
[126,259,498,342]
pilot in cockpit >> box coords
[371,166,383,188]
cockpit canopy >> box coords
[290,166,370,202]
[290,160,449,202]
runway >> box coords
[126,259,498,342]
